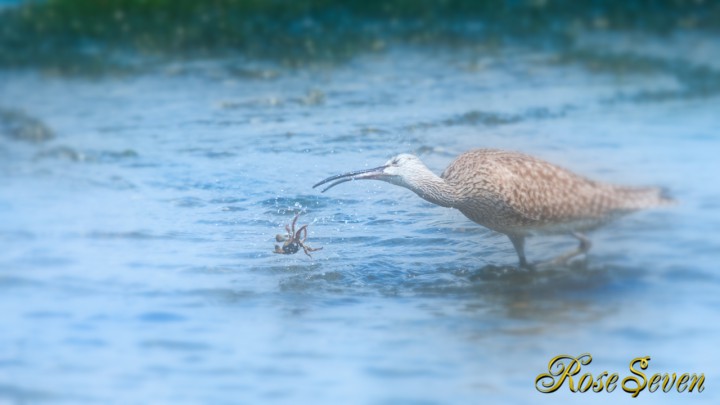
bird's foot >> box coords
[470,264,530,281]
[532,255,588,270]
[519,261,537,272]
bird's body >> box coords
[440,149,667,235]
[313,148,672,268]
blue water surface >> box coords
[1,32,719,404]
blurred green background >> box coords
[1,0,719,73]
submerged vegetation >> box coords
[0,0,719,73]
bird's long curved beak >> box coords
[313,165,388,193]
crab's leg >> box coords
[300,243,313,258]
[290,213,300,235]
[296,225,309,243]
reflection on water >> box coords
[1,2,720,404]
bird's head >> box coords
[313,153,428,192]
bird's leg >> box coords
[508,234,531,269]
[547,232,592,266]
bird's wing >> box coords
[442,149,617,225]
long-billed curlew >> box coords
[313,149,672,268]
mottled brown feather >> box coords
[441,149,670,235]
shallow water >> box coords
[1,32,720,404]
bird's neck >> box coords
[402,169,458,208]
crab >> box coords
[274,213,323,257]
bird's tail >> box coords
[612,185,676,210]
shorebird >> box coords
[313,149,672,268]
